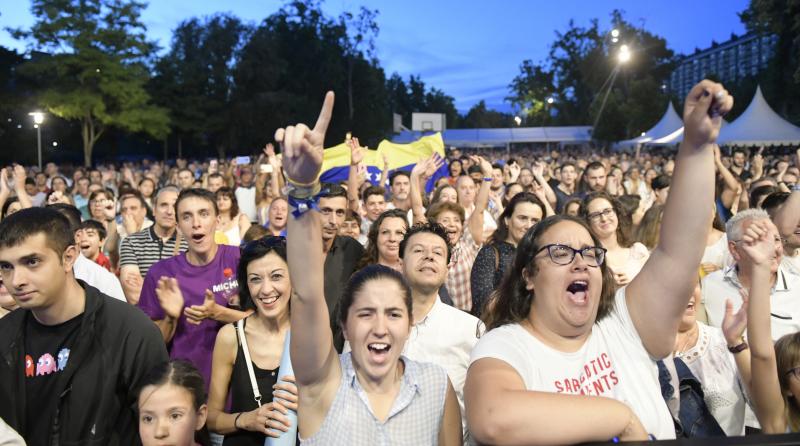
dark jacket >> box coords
[0,280,168,445]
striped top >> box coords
[119,226,189,277]
[301,353,448,446]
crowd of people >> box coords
[1,79,800,445]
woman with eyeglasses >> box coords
[206,236,298,445]
[464,80,733,444]
[581,191,649,287]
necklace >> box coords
[675,324,699,354]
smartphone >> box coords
[235,156,250,165]
[260,164,274,174]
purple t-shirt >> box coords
[138,244,240,387]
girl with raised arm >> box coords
[277,92,462,445]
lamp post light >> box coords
[28,112,45,170]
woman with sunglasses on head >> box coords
[206,236,298,445]
[581,192,649,287]
[465,80,733,444]
[277,92,462,445]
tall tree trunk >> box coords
[348,56,355,121]
[82,117,94,167]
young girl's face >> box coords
[139,383,207,446]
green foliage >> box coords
[461,101,513,128]
[507,10,675,143]
[387,74,460,129]
[12,0,169,166]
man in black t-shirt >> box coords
[0,207,168,445]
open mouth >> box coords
[566,280,589,305]
[80,243,90,250]
[191,233,205,243]
[419,265,437,274]
[367,342,391,362]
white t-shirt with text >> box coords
[470,287,675,440]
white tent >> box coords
[647,119,729,146]
[717,86,800,147]
[617,102,683,147]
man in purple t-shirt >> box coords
[138,189,249,386]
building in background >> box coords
[669,33,777,98]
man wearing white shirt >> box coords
[399,221,483,440]
[702,208,800,340]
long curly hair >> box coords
[580,191,633,248]
[481,215,616,331]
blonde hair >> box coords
[775,332,800,431]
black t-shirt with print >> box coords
[23,312,82,445]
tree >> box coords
[461,100,513,128]
[506,10,675,143]
[12,0,169,166]
[150,14,248,158]
[386,73,459,129]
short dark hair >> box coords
[389,170,410,187]
[362,186,386,203]
[467,165,482,175]
[0,207,75,257]
[345,209,362,226]
[651,175,671,191]
[489,192,545,246]
[319,183,347,200]
[584,161,605,173]
[79,219,107,240]
[338,264,413,327]
[175,188,218,216]
[46,203,83,232]
[400,221,453,264]
[120,189,148,209]
[137,360,207,425]
[237,236,288,312]
[762,191,790,216]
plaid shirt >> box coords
[447,226,482,312]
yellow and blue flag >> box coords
[318,133,448,193]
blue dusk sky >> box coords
[0,0,750,112]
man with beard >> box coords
[386,171,411,211]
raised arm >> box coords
[742,220,788,433]
[346,138,365,214]
[532,161,556,207]
[714,145,742,208]
[12,165,32,210]
[409,155,443,225]
[277,92,341,393]
[468,155,493,245]
[627,81,734,359]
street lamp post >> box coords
[29,112,45,170]
[592,43,631,133]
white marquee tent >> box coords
[716,86,800,147]
[616,102,683,147]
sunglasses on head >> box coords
[242,235,286,253]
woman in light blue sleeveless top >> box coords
[278,91,463,445]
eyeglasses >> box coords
[535,244,606,267]
[242,235,286,253]
[587,208,615,222]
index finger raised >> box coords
[313,91,335,135]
